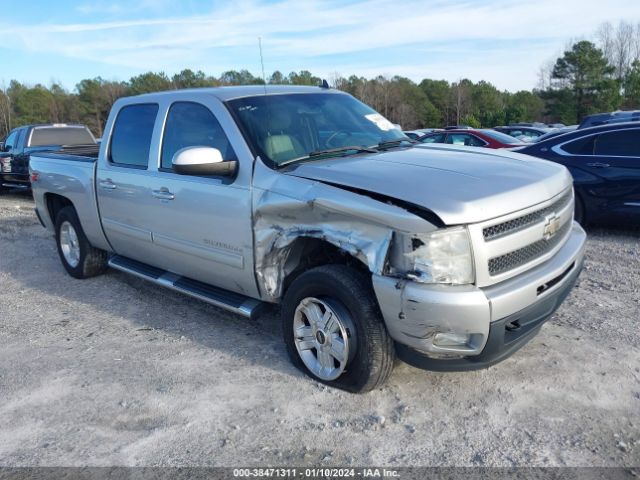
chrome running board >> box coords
[108,255,265,319]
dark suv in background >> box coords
[579,110,640,129]
[0,124,96,193]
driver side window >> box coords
[161,102,236,170]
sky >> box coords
[1,0,639,93]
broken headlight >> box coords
[398,227,474,285]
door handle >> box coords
[152,188,175,200]
[99,179,117,190]
[586,162,610,168]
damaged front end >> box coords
[377,227,490,358]
[252,159,439,301]
[253,190,394,300]
[388,227,475,285]
[252,158,490,358]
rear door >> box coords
[96,103,160,265]
[556,126,640,212]
[142,99,257,297]
[12,127,30,177]
[591,128,640,209]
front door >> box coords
[142,100,257,297]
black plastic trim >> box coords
[34,208,46,228]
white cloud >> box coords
[4,0,640,90]
[76,0,177,16]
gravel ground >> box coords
[0,192,638,467]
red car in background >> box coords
[418,128,527,149]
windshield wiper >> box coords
[309,145,378,156]
[279,145,379,167]
[374,138,417,150]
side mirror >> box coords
[172,146,237,176]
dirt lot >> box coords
[0,192,638,467]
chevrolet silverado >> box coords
[29,86,586,392]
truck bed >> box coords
[29,148,109,251]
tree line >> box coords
[1,20,639,139]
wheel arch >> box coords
[280,237,372,297]
[44,193,74,226]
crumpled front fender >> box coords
[252,159,436,301]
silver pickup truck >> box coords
[30,86,586,393]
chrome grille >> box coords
[488,220,572,276]
[483,190,572,241]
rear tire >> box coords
[282,265,395,393]
[55,206,108,279]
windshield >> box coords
[479,129,523,144]
[29,126,96,147]
[226,93,406,166]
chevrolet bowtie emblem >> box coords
[543,214,561,240]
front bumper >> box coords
[372,222,586,370]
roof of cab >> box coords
[126,85,346,102]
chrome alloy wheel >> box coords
[59,221,81,268]
[293,297,355,381]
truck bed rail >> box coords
[34,144,99,163]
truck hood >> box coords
[283,145,572,225]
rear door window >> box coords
[520,129,541,140]
[109,104,159,168]
[562,136,595,155]
[594,130,640,157]
[466,134,486,146]
[447,133,485,146]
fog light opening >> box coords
[433,332,472,348]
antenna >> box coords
[258,37,267,95]
[258,36,272,141]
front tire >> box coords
[55,206,108,279]
[282,265,395,393]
